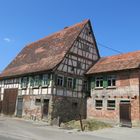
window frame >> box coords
[35,98,41,106]
[33,75,40,88]
[67,77,73,89]
[107,100,116,110]
[57,75,64,87]
[107,75,116,87]
[95,76,103,88]
[95,99,103,109]
[83,80,88,92]
[21,77,28,89]
[77,61,82,69]
[42,74,48,86]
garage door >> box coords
[2,88,18,115]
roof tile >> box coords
[87,50,140,74]
[0,20,89,78]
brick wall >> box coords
[87,70,140,126]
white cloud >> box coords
[3,38,12,42]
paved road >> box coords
[0,116,110,140]
[0,116,140,140]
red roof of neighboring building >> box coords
[0,20,89,79]
[87,50,140,74]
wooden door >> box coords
[16,97,23,117]
[120,101,132,127]
[2,88,18,115]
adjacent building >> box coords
[86,51,140,127]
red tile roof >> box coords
[87,50,140,74]
[0,20,89,79]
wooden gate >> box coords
[16,97,23,117]
[120,101,132,127]
[2,88,18,115]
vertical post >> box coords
[79,114,84,131]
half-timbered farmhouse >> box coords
[0,20,100,124]
[0,19,140,127]
[86,51,140,127]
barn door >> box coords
[2,88,18,115]
[120,101,132,127]
[16,97,23,117]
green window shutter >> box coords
[64,77,67,87]
[39,75,42,86]
[30,77,34,86]
[91,77,95,89]
[55,74,57,86]
[103,76,108,88]
[47,74,51,86]
[73,78,76,89]
[88,78,91,91]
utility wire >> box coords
[97,42,123,54]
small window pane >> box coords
[67,78,73,89]
[34,75,40,87]
[107,100,115,109]
[95,100,103,108]
[57,76,63,86]
[107,75,116,87]
[42,74,48,86]
[21,77,28,88]
[95,77,103,87]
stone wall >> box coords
[51,95,87,124]
[22,95,42,120]
[87,70,140,126]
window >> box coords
[34,75,40,87]
[71,66,75,71]
[95,76,103,87]
[42,74,48,86]
[107,100,115,109]
[95,100,103,108]
[83,80,88,92]
[82,44,90,52]
[85,27,91,36]
[107,75,116,87]
[57,76,64,86]
[77,61,82,69]
[72,102,78,109]
[67,77,73,89]
[21,77,28,88]
[35,98,41,106]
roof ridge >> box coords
[100,50,140,59]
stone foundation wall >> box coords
[22,95,42,120]
[51,96,86,124]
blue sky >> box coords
[0,0,140,72]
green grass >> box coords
[61,119,112,131]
